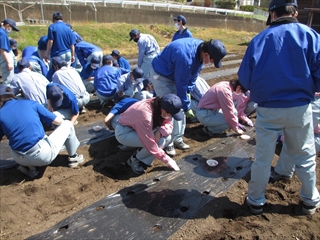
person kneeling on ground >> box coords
[0,85,84,179]
[115,93,182,174]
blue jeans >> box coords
[247,105,320,207]
[12,121,80,167]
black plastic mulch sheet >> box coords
[27,131,256,240]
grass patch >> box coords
[10,22,257,58]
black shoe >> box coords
[269,168,290,183]
[246,198,263,215]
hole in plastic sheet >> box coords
[96,205,105,211]
[236,166,243,171]
[57,225,69,232]
[152,224,162,232]
[180,206,189,212]
[192,157,199,161]
[221,177,228,182]
[126,191,135,196]
[153,178,160,182]
[202,190,210,196]
[221,142,225,145]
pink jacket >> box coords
[198,81,238,132]
[118,98,173,164]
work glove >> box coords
[237,123,247,132]
[167,158,180,171]
[184,109,195,118]
[187,93,191,101]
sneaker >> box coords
[17,166,39,179]
[165,145,176,156]
[68,154,85,168]
[127,155,145,174]
[81,107,87,114]
[302,202,320,215]
[202,126,214,137]
[269,168,290,183]
[246,198,264,215]
[174,141,190,150]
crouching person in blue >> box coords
[46,83,80,125]
[0,85,84,179]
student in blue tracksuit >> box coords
[0,85,84,179]
[44,12,76,81]
[20,36,49,77]
[0,18,19,85]
[172,15,193,42]
[94,55,130,107]
[149,38,226,156]
[111,50,131,71]
[75,40,103,68]
[46,83,79,125]
[238,0,320,215]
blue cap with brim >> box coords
[47,84,63,110]
[161,93,184,121]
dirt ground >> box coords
[1,54,320,240]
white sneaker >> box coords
[68,154,84,168]
[302,202,320,215]
[174,141,190,150]
[165,145,176,156]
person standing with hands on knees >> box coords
[115,94,182,175]
[238,0,320,215]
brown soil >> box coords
[1,54,320,240]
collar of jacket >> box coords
[270,17,298,26]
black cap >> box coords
[17,58,30,69]
[266,0,298,25]
[111,50,120,57]
[129,29,139,41]
[52,12,63,21]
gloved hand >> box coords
[184,109,195,118]
[167,158,180,171]
[246,119,254,127]
[237,123,247,132]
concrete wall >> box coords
[0,3,266,33]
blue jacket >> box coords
[238,18,320,108]
[152,38,203,111]
[20,46,48,77]
[94,65,129,97]
[172,28,193,41]
[80,63,99,80]
[118,56,131,71]
[75,41,102,67]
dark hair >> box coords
[230,79,247,93]
[151,96,165,129]
[0,90,16,109]
[272,5,297,17]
